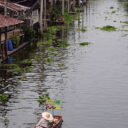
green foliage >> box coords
[34,55,42,62]
[25,27,36,41]
[79,42,91,46]
[96,25,117,31]
[38,94,50,104]
[11,35,20,46]
[47,26,59,35]
[0,94,8,103]
[52,8,62,19]
[64,12,77,24]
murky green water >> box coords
[0,0,128,128]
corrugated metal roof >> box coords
[0,1,30,12]
[0,14,24,28]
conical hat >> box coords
[42,112,53,121]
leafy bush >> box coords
[24,27,36,41]
[11,35,20,46]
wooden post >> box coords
[73,0,75,8]
[0,30,2,62]
[4,0,7,16]
[62,0,65,15]
[68,0,70,13]
[40,0,43,34]
[44,0,47,29]
[5,28,7,57]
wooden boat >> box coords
[52,115,63,128]
[35,115,63,128]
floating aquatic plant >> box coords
[77,26,87,32]
[110,6,114,9]
[96,25,117,31]
[23,66,33,72]
[58,64,65,67]
[0,94,8,103]
[37,40,53,47]
[120,21,128,24]
[58,41,70,47]
[111,10,116,13]
[38,94,50,104]
[79,42,91,46]
[45,58,53,63]
[0,64,22,73]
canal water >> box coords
[0,0,128,128]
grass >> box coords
[79,42,91,46]
[96,25,117,31]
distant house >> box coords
[0,0,30,19]
[0,14,24,61]
[9,0,40,27]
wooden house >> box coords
[0,14,24,62]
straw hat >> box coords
[42,112,53,121]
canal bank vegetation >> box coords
[0,0,86,105]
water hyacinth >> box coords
[79,42,91,46]
[0,94,8,103]
[96,25,117,31]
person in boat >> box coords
[36,112,54,128]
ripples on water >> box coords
[0,0,128,128]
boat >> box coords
[52,115,63,128]
[35,115,63,128]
